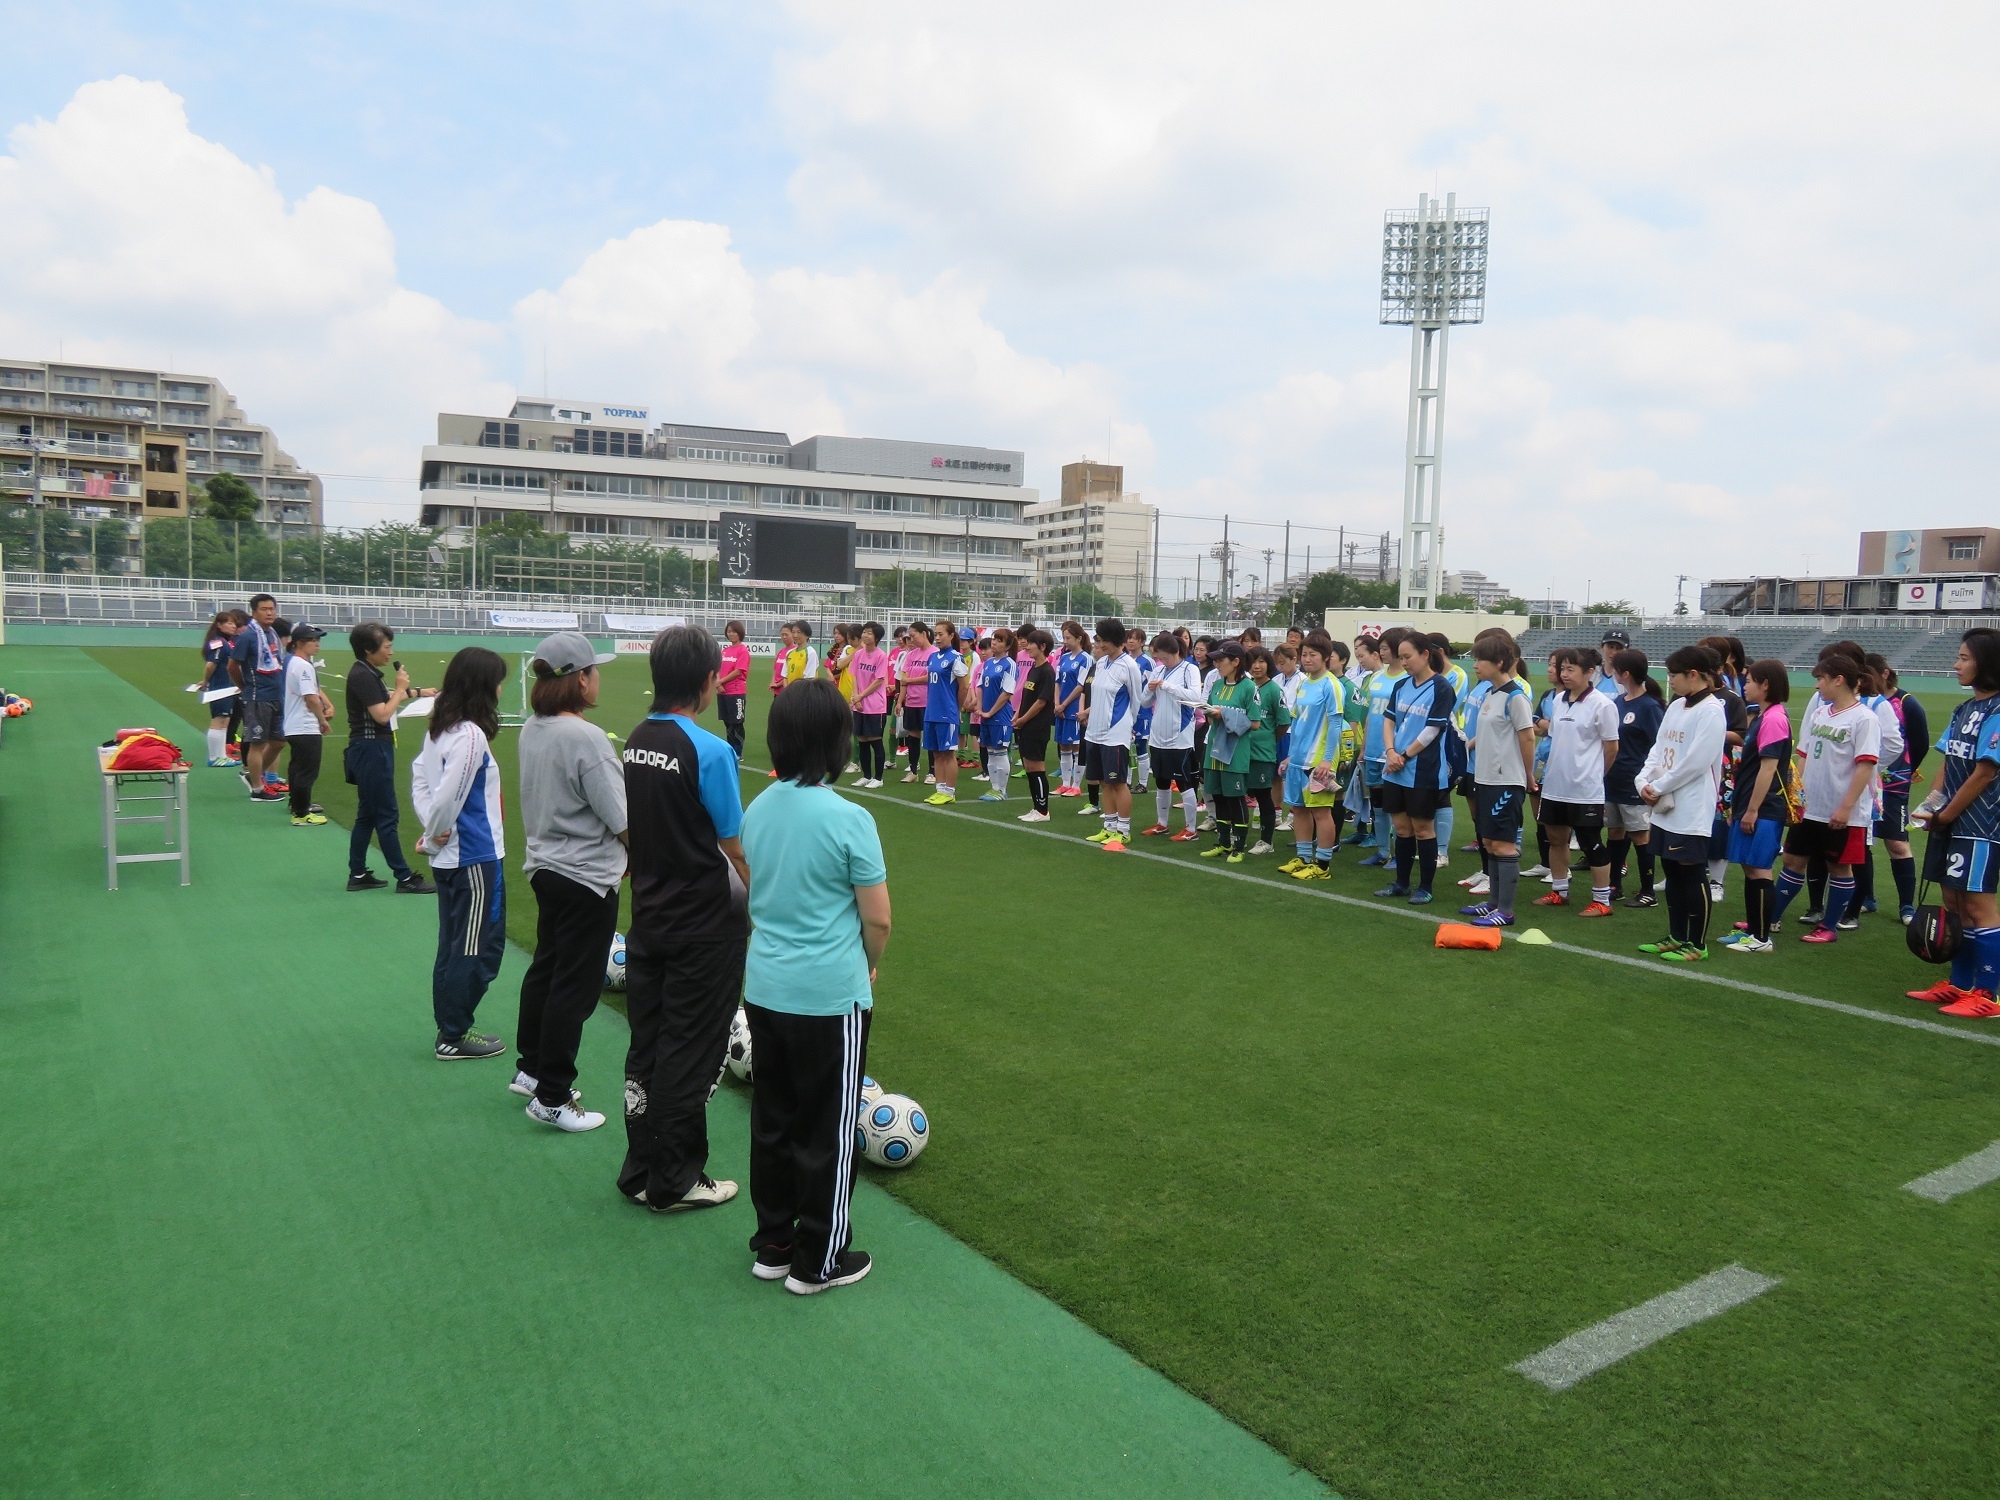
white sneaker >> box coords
[1521,864,1550,879]
[645,1175,739,1212]
[508,1069,536,1097]
[1458,872,1483,888]
[1247,840,1274,855]
[526,1095,606,1132]
[1708,881,1727,902]
[1018,809,1050,822]
[844,762,860,774]
[1465,874,1490,895]
[1541,871,1557,883]
[923,774,936,785]
[901,772,918,783]
[1197,816,1216,831]
[1076,802,1100,815]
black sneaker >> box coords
[396,874,437,895]
[785,1249,872,1296]
[249,789,285,803]
[347,871,389,892]
[1836,914,1860,931]
[752,1244,794,1282]
[435,1030,506,1061]
[1799,907,1825,926]
[1621,890,1658,908]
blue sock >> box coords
[1773,867,1805,923]
[1315,844,1334,868]
[1377,813,1395,856]
[1296,839,1314,861]
[1952,937,1980,989]
[1821,875,1855,932]
[1969,927,2000,995]
[1436,803,1455,848]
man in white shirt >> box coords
[1082,618,1147,850]
[280,624,333,825]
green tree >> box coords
[199,472,261,522]
[1581,598,1634,615]
[1489,596,1528,616]
[1045,580,1127,621]
[1434,592,1478,611]
[866,568,969,615]
[1272,569,1400,624]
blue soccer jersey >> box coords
[925,647,965,724]
[1056,650,1090,719]
[1132,653,1155,737]
[1364,669,1402,762]
[978,657,1016,731]
[1936,693,2000,841]
[1384,672,1455,789]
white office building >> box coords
[1024,460,1156,610]
[418,400,1036,595]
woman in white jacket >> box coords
[1633,644,1730,962]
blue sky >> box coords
[5,0,1998,609]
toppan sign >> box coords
[601,405,649,421]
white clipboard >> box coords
[396,695,435,720]
[200,685,240,704]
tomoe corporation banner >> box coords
[489,610,580,630]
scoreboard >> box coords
[717,511,858,592]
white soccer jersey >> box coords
[1146,659,1203,751]
[1085,650,1147,748]
[1542,690,1621,804]
[1799,698,1882,822]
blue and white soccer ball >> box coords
[604,932,627,991]
[725,1007,753,1082]
[859,1093,928,1168]
[859,1075,884,1106]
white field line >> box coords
[787,773,2000,1052]
[1903,1140,2000,1202]
[1512,1265,1782,1391]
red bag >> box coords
[105,733,184,770]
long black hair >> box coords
[1610,647,1664,702]
[430,647,507,742]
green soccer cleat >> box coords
[1636,937,1683,956]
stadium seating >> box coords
[1514,621,1964,673]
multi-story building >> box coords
[1442,568,1514,607]
[0,357,321,528]
[417,400,1037,595]
[1705,526,2000,616]
[1024,460,1156,610]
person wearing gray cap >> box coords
[511,631,626,1132]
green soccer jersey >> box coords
[1207,677,1260,773]
[1245,678,1287,765]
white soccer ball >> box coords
[725,1007,753,1081]
[604,932,627,991]
[859,1075,884,1105]
[858,1093,929,1168]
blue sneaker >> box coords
[976,793,1005,803]
[1471,910,1515,928]
[1373,883,1411,898]
[1459,901,1494,917]
[1357,853,1387,868]
[1407,889,1435,906]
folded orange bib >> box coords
[1434,922,1503,951]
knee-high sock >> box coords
[1378,810,1396,856]
[1773,866,1806,923]
[1636,841,1657,894]
[205,726,226,761]
[1609,838,1630,893]
[1708,857,1727,887]
[1535,824,1551,869]
[1967,927,2000,995]
[1807,854,1827,912]
[1088,779,1100,808]
[1892,855,1916,910]
[1395,834,1416,889]
[1491,855,1520,917]
[1254,788,1276,844]
[1181,788,1197,829]
[1745,876,1774,942]
[1854,845,1876,906]
[1157,788,1173,827]
[1435,804,1455,850]
[1029,770,1049,813]
[987,750,1009,798]
[1820,874,1855,933]
[1416,836,1439,892]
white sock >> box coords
[1135,751,1151,791]
[987,751,1008,798]
[1157,789,1172,826]
[1182,789,1198,827]
[1708,857,1727,885]
[206,727,226,761]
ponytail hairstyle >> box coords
[1611,647,1664,702]
[1398,631,1447,676]
[204,610,236,644]
[429,646,507,742]
[1746,659,1790,705]
[1664,644,1723,686]
[1812,649,1867,694]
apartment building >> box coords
[1023,460,1156,610]
[0,357,321,528]
[1442,568,1514,607]
[417,399,1037,593]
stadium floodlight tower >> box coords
[1381,192,1488,611]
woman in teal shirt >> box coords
[740,679,892,1296]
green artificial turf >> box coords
[0,645,1326,1499]
[61,640,2000,1496]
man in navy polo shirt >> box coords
[230,593,288,802]
[618,624,750,1214]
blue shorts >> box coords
[1725,817,1784,870]
[1362,759,1385,789]
[922,720,960,753]
[1926,830,2000,894]
[978,720,1012,750]
[1283,764,1311,806]
[1275,730,1292,764]
[1055,715,1082,746]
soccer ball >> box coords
[859,1093,928,1168]
[604,932,627,991]
[859,1075,884,1105]
[725,1007,753,1081]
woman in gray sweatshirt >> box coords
[512,631,627,1132]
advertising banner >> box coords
[1941,580,1986,612]
[490,610,579,630]
[1897,582,1934,612]
[601,613,685,634]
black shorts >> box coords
[1017,722,1051,761]
[1474,784,1527,845]
[900,705,925,738]
[1654,828,1712,863]
[1924,827,2000,893]
[1151,746,1197,791]
[1784,818,1868,865]
[239,699,282,744]
[1083,742,1131,786]
[1538,797,1604,830]
[856,712,885,738]
[1876,792,1909,840]
[1379,781,1444,820]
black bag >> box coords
[1907,877,1962,966]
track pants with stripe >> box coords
[618,939,746,1206]
[746,1003,871,1281]
[431,860,506,1041]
